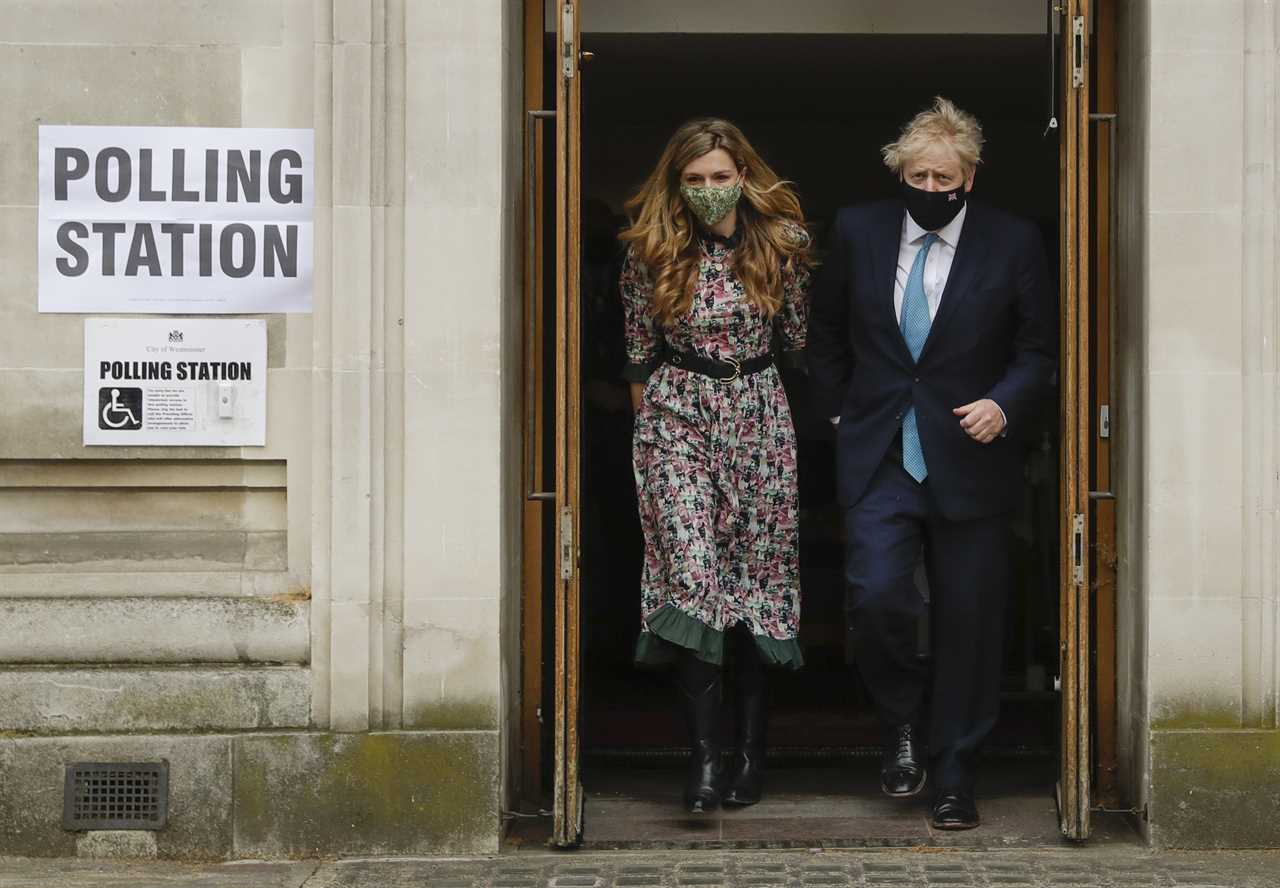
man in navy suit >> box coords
[807,97,1055,829]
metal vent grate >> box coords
[63,762,168,831]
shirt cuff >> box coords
[994,401,1008,437]
[829,416,840,426]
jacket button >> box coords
[895,412,903,420]
[913,376,920,383]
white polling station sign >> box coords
[40,126,314,313]
[84,318,267,446]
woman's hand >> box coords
[630,383,645,412]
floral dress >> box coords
[622,226,811,670]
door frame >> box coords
[518,0,1115,845]
[1056,0,1093,841]
[549,0,585,848]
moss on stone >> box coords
[402,699,498,731]
[1151,697,1242,731]
[1150,728,1280,849]
[232,732,500,858]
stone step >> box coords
[0,665,310,732]
[0,596,308,664]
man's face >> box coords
[902,142,975,193]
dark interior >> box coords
[544,32,1062,795]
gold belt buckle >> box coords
[722,356,742,383]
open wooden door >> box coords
[550,0,585,849]
[1057,0,1092,840]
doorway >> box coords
[518,0,1121,849]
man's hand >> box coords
[953,399,1006,444]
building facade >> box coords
[0,0,1275,858]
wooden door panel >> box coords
[551,0,584,849]
[1057,0,1092,841]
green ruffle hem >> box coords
[633,604,804,671]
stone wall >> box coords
[1127,0,1280,848]
[0,0,517,858]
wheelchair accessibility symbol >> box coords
[98,387,143,430]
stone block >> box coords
[1150,728,1280,848]
[1148,0,1245,56]
[401,597,499,730]
[241,46,315,129]
[0,489,286,534]
[245,532,290,570]
[0,531,249,571]
[403,52,503,209]
[1147,50,1244,215]
[402,381,503,600]
[0,570,289,598]
[332,43,374,207]
[1,1,283,46]
[0,367,251,461]
[1148,597,1243,729]
[232,731,500,857]
[0,734,233,859]
[0,597,309,663]
[0,45,241,207]
[334,0,374,44]
[327,600,371,732]
[1146,211,1243,375]
[0,208,79,372]
[0,667,310,732]
[0,460,287,489]
[76,830,158,860]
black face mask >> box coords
[900,181,967,232]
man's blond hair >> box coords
[881,96,985,175]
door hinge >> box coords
[561,4,576,79]
[1071,16,1085,88]
[1099,404,1111,439]
[1071,513,1085,585]
[559,506,574,580]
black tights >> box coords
[678,624,765,693]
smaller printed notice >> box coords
[84,318,267,446]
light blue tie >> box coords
[900,233,939,483]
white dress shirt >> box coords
[893,204,967,324]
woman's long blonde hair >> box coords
[619,118,811,327]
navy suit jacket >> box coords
[807,199,1056,521]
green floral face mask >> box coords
[680,181,743,228]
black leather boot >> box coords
[723,628,766,806]
[678,650,723,814]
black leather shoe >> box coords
[931,791,980,830]
[880,723,927,797]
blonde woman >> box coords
[619,118,811,814]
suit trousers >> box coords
[843,451,1011,794]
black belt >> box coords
[664,349,773,382]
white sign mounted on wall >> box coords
[40,125,314,314]
[83,318,267,446]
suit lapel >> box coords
[871,201,914,366]
[918,202,988,363]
